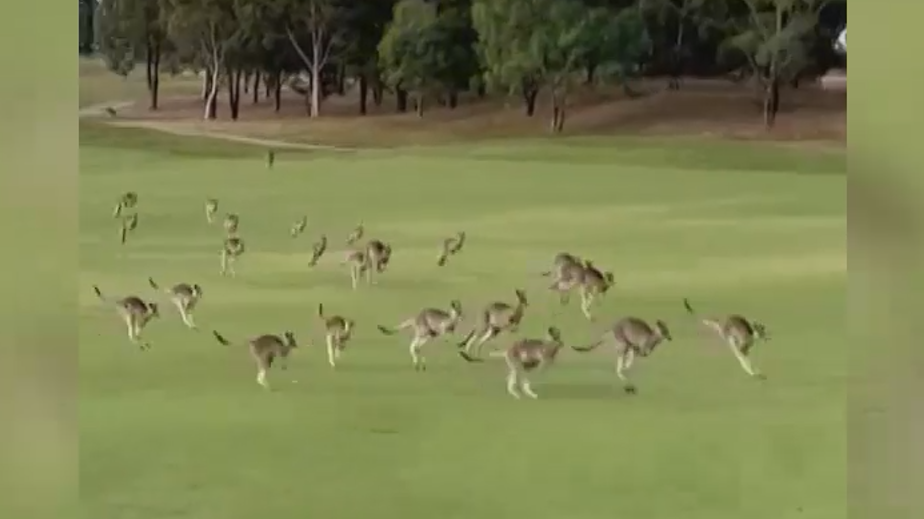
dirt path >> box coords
[80,100,352,152]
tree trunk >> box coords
[228,67,241,120]
[265,73,272,98]
[358,74,368,115]
[396,87,408,112]
[448,91,458,109]
[243,71,250,94]
[585,62,597,84]
[202,68,212,101]
[145,42,154,93]
[763,77,780,128]
[373,82,384,106]
[522,83,538,117]
[550,92,566,133]
[149,40,160,110]
[204,66,220,120]
[274,71,282,113]
[415,94,424,117]
[252,71,260,104]
[477,83,486,98]
[337,64,346,95]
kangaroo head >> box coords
[192,284,203,298]
[752,322,769,340]
[147,302,160,318]
[283,331,298,349]
[546,326,563,344]
[449,300,463,318]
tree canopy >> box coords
[87,0,846,129]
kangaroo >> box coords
[148,277,202,329]
[343,239,392,289]
[683,298,768,379]
[345,223,364,245]
[92,285,159,350]
[460,327,565,400]
[436,231,466,267]
[365,239,392,274]
[342,248,368,290]
[307,234,328,267]
[457,289,528,358]
[377,300,464,371]
[205,198,219,224]
[548,259,615,321]
[119,213,138,245]
[220,236,245,277]
[112,191,138,218]
[572,316,673,394]
[223,213,240,235]
[212,330,299,390]
[541,252,584,304]
[290,216,307,238]
[317,303,355,368]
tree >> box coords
[378,0,453,117]
[96,0,170,110]
[337,1,394,114]
[162,0,238,119]
[284,0,346,117]
[639,0,730,89]
[473,0,649,132]
[722,0,827,127]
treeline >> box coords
[92,0,846,130]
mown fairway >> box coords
[79,130,846,519]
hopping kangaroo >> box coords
[223,213,240,235]
[460,326,565,400]
[549,259,615,321]
[290,216,307,238]
[377,300,464,371]
[92,285,159,350]
[112,191,138,218]
[343,239,392,289]
[541,252,584,304]
[457,289,528,358]
[436,231,466,267]
[220,236,245,277]
[212,330,299,390]
[148,277,202,329]
[205,198,219,223]
[683,298,769,379]
[307,234,328,267]
[317,303,355,368]
[572,317,673,394]
[345,223,364,245]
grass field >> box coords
[79,124,846,519]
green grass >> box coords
[80,130,846,519]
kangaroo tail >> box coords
[318,303,325,320]
[92,285,106,301]
[148,277,160,290]
[572,340,603,353]
[458,350,485,363]
[457,328,476,349]
[212,330,232,346]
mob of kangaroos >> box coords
[94,191,781,399]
